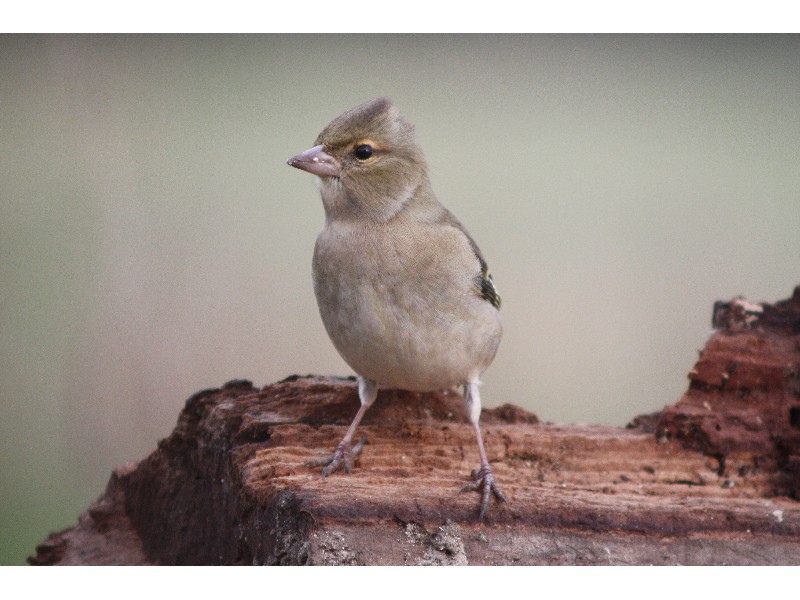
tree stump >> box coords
[30,287,800,565]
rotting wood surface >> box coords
[30,288,800,565]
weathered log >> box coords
[30,288,800,565]
[658,285,800,497]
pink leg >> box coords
[307,377,378,476]
[460,381,507,519]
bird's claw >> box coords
[460,465,507,520]
[306,436,368,476]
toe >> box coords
[463,465,507,520]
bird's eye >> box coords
[354,144,373,161]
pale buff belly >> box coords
[314,274,501,391]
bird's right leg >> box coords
[460,381,507,519]
[306,376,378,476]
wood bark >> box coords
[30,287,800,565]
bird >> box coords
[287,97,505,519]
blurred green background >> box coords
[1,34,799,565]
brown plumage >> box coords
[288,97,505,519]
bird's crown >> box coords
[315,97,418,158]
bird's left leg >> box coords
[306,376,378,476]
[460,381,507,519]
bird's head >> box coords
[288,97,428,222]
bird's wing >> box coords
[437,209,501,310]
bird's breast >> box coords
[312,222,501,391]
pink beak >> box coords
[287,144,339,178]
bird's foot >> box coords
[306,436,368,476]
[460,464,507,520]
